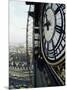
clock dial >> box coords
[40,3,65,65]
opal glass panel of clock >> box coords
[41,3,65,63]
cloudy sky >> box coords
[9,0,29,46]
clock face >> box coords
[40,3,65,65]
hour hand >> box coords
[44,21,51,26]
[44,21,51,30]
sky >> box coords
[9,0,29,46]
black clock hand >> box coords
[44,14,51,31]
[44,21,51,26]
[43,14,51,31]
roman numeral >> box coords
[52,39,56,60]
[47,42,49,56]
[55,25,65,34]
[54,5,61,15]
[55,4,65,15]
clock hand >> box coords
[44,21,51,26]
[44,14,51,31]
[44,21,51,31]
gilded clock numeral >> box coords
[52,39,56,60]
[55,25,61,33]
[54,5,62,15]
[47,42,49,55]
[55,25,65,34]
